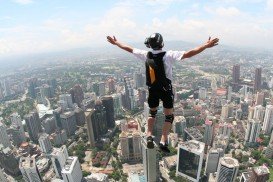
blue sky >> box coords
[0,0,273,58]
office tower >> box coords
[249,165,269,182]
[141,137,159,182]
[176,140,205,182]
[119,131,142,162]
[85,109,96,147]
[255,92,264,106]
[70,84,84,107]
[40,84,52,99]
[28,78,38,99]
[262,105,273,134]
[0,146,20,176]
[92,82,100,96]
[153,105,165,143]
[205,148,224,174]
[245,119,261,144]
[216,157,239,182]
[53,107,62,128]
[24,110,42,143]
[184,127,203,141]
[101,96,115,128]
[213,134,229,151]
[10,112,24,135]
[38,133,52,154]
[98,82,106,96]
[51,145,69,179]
[235,109,243,120]
[0,122,11,148]
[173,116,187,138]
[107,78,115,93]
[9,125,26,147]
[232,65,240,83]
[221,104,229,120]
[112,94,122,118]
[254,67,262,93]
[198,87,207,99]
[218,122,233,137]
[50,129,67,146]
[74,107,85,126]
[61,156,83,182]
[138,88,146,108]
[253,105,265,121]
[42,116,57,134]
[0,168,8,182]
[60,111,77,136]
[227,86,232,101]
[204,119,214,146]
[134,73,144,89]
[59,94,74,110]
[19,157,42,182]
[241,102,249,118]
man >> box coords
[107,33,219,152]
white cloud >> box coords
[205,6,242,17]
[12,0,33,5]
[267,0,273,9]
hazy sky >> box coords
[0,0,273,58]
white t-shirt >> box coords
[132,48,185,81]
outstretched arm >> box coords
[107,36,133,53]
[182,37,219,59]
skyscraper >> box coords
[173,116,187,138]
[19,157,42,182]
[232,65,240,83]
[249,165,269,182]
[176,140,205,182]
[60,111,77,136]
[198,87,207,99]
[255,92,265,106]
[38,133,52,154]
[42,116,57,134]
[245,119,261,145]
[262,105,273,134]
[0,122,11,148]
[59,94,74,110]
[69,84,84,107]
[254,67,262,93]
[85,109,96,147]
[51,145,69,179]
[141,137,159,182]
[61,156,83,182]
[74,107,85,126]
[10,112,24,136]
[28,78,38,99]
[101,96,115,128]
[253,105,265,122]
[204,119,214,146]
[24,110,42,143]
[205,148,224,174]
[216,157,239,182]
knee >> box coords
[149,109,157,118]
[165,114,174,124]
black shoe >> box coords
[147,136,154,149]
[159,143,170,153]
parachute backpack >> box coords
[145,51,171,90]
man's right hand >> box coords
[107,36,118,45]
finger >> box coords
[114,36,116,41]
[214,43,218,46]
[208,36,211,41]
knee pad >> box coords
[165,114,174,124]
[149,110,157,118]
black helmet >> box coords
[144,33,164,50]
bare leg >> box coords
[147,107,157,137]
[160,108,174,143]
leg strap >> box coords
[149,109,157,118]
[165,114,174,124]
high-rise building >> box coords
[245,119,261,144]
[98,82,106,96]
[176,140,205,182]
[24,111,42,143]
[213,134,229,151]
[227,86,232,101]
[42,116,57,134]
[218,122,233,137]
[119,131,142,162]
[74,107,85,126]
[204,119,214,146]
[253,105,265,122]
[101,96,115,128]
[0,146,20,176]
[221,104,229,120]
[262,105,273,134]
[112,94,122,118]
[50,129,68,146]
[198,87,207,99]
[38,133,52,154]
[138,88,146,108]
[254,67,262,93]
[60,111,77,136]
[28,78,38,99]
[134,73,144,89]
[249,165,269,182]
[141,137,159,182]
[9,125,26,147]
[51,145,69,179]
[255,92,264,106]
[70,84,84,107]
[0,122,11,148]
[205,148,224,174]
[85,109,96,147]
[153,105,165,143]
[19,157,42,182]
[59,94,74,110]
[216,157,239,182]
[53,107,62,129]
[61,156,83,182]
[107,78,115,93]
[232,65,240,84]
[10,112,24,136]
[173,116,187,138]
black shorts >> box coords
[148,85,174,109]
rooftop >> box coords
[220,157,239,168]
[254,165,270,175]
